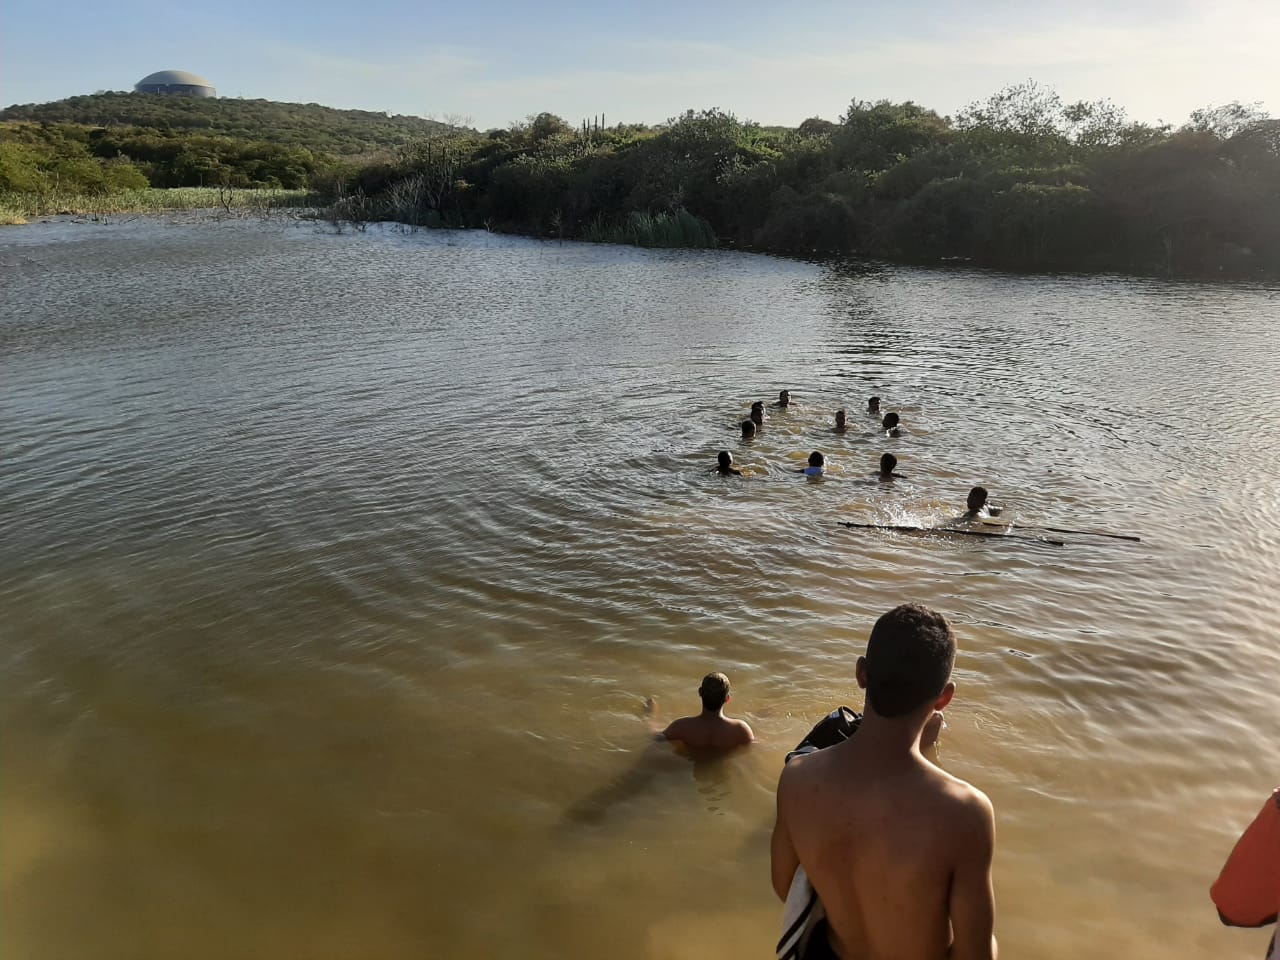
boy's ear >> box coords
[933,681,956,712]
[855,656,868,689]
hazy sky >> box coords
[2,0,1276,128]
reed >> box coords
[583,209,718,249]
[0,202,27,225]
[0,187,318,218]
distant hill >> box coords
[0,92,456,156]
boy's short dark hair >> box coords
[864,604,955,717]
[967,486,988,510]
[880,453,897,472]
[699,672,731,710]
[883,412,900,429]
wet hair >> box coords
[699,672,731,711]
[751,401,764,411]
[868,396,881,412]
[882,412,900,430]
[864,604,956,718]
[741,419,756,438]
[835,409,846,423]
[778,390,791,404]
[808,450,825,467]
[717,451,733,469]
[967,486,988,511]
[750,407,764,426]
[879,453,897,474]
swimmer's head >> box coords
[882,412,900,430]
[699,672,731,711]
[835,409,847,429]
[717,450,734,470]
[808,450,825,468]
[778,390,791,406]
[879,453,897,475]
[750,404,764,426]
[741,419,756,439]
[868,396,881,413]
[967,486,988,512]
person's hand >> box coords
[921,710,946,749]
[643,696,657,716]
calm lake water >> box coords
[2,216,1278,960]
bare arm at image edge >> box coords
[948,793,998,960]
[770,778,801,902]
[1211,789,1280,927]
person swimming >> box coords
[962,486,1002,519]
[867,396,881,414]
[715,451,742,476]
[741,419,756,440]
[882,412,902,437]
[877,453,905,480]
[750,401,766,428]
[647,672,754,750]
[796,451,826,477]
[773,389,792,409]
[834,409,847,433]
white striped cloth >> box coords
[777,866,825,960]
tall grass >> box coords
[582,209,718,249]
[0,187,318,219]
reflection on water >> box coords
[2,218,1280,960]
[563,743,739,827]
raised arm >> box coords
[948,793,998,960]
[644,698,672,740]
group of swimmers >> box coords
[716,390,906,483]
[713,389,1003,525]
[650,603,1277,960]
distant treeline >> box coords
[0,92,453,155]
[0,120,329,192]
[354,86,1279,277]
[3,84,1279,278]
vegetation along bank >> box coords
[2,83,1277,278]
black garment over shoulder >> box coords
[785,706,863,764]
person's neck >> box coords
[849,708,926,762]
[701,707,725,720]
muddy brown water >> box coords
[2,218,1278,959]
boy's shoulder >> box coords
[725,716,755,743]
[922,765,995,827]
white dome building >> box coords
[135,70,216,98]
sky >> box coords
[2,0,1276,129]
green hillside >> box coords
[0,92,454,156]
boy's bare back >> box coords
[662,713,753,750]
[648,673,754,751]
[774,738,995,959]
[770,604,996,960]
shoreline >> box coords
[6,195,1278,287]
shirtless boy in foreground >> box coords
[649,672,754,750]
[771,604,997,960]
